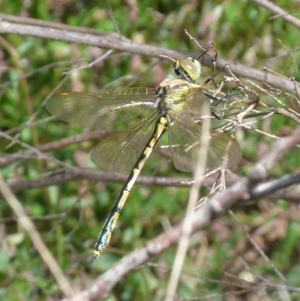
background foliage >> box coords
[0,0,299,300]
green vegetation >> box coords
[0,1,299,300]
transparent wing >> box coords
[167,88,241,172]
[91,112,159,172]
[47,88,158,129]
[168,121,241,172]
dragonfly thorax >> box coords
[155,78,201,115]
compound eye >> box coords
[182,58,201,81]
[173,57,201,82]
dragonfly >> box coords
[47,56,242,264]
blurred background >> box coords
[0,1,299,300]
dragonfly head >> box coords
[173,57,201,83]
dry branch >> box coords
[61,127,300,301]
[0,14,299,94]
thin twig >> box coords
[251,0,300,29]
[0,174,75,298]
[0,16,299,94]
[63,127,300,301]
